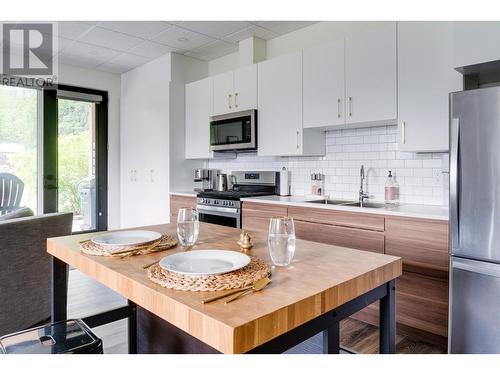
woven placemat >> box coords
[80,234,178,257]
[147,256,272,292]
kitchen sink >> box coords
[341,201,388,209]
[305,199,355,205]
[304,199,389,209]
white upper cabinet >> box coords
[212,71,234,116]
[303,38,345,128]
[453,22,500,68]
[258,52,324,156]
[185,77,213,159]
[398,22,462,152]
[233,64,257,112]
[345,23,397,126]
[258,52,303,156]
[212,65,257,115]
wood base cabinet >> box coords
[242,202,287,232]
[170,194,197,223]
[240,202,450,348]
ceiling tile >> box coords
[59,40,121,64]
[58,54,102,69]
[106,52,149,67]
[98,53,149,74]
[128,40,176,58]
[258,21,317,35]
[152,25,215,50]
[96,62,129,74]
[97,21,172,39]
[79,26,144,52]
[184,40,238,61]
[222,25,279,43]
[56,21,94,39]
[178,21,252,38]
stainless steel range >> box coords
[196,171,280,228]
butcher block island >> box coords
[47,222,402,354]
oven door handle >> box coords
[196,205,240,216]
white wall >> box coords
[58,63,121,229]
[208,52,239,76]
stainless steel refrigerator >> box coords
[449,86,500,353]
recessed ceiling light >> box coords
[178,37,188,42]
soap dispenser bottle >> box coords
[385,171,398,205]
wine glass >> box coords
[268,216,296,266]
[177,208,199,247]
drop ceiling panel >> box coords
[128,40,177,58]
[98,21,172,39]
[152,25,216,50]
[178,21,253,38]
[60,40,121,63]
[79,27,144,52]
[185,40,238,61]
[258,21,317,34]
[56,21,94,39]
[222,25,279,43]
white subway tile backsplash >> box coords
[208,125,449,206]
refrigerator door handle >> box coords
[450,118,460,252]
[453,258,500,278]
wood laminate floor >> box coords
[68,270,445,354]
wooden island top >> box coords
[47,222,402,353]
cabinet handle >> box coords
[234,92,238,108]
[337,98,341,118]
[150,169,154,183]
[228,94,232,109]
[401,121,406,144]
[348,96,352,117]
[296,130,300,149]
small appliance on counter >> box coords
[193,168,220,192]
[196,171,280,228]
[216,173,228,191]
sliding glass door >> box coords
[0,85,40,214]
[57,98,97,231]
[44,86,108,233]
[0,82,107,233]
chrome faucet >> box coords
[359,165,369,203]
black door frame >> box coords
[43,84,108,232]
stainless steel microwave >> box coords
[209,109,257,152]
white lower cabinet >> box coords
[257,52,324,156]
[185,77,213,159]
[398,22,462,152]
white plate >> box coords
[91,230,162,247]
[159,250,251,277]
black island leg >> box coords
[379,279,396,354]
[322,321,340,354]
[128,300,137,354]
[51,257,68,323]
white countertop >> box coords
[240,195,449,221]
[170,191,197,198]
